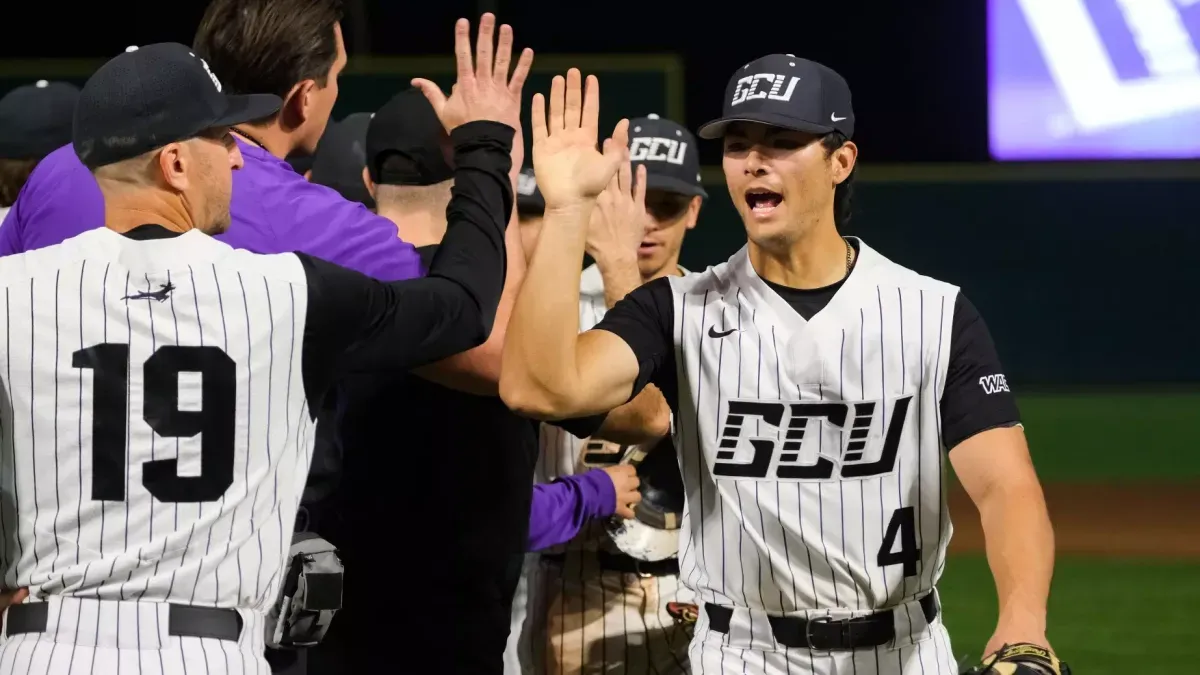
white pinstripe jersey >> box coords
[534,263,687,554]
[667,241,957,613]
[0,228,314,613]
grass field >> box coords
[940,555,1198,674]
[1019,392,1200,481]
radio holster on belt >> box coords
[265,532,343,650]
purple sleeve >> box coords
[275,182,424,281]
[0,145,104,256]
[526,470,617,552]
[0,199,23,256]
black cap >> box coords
[310,112,375,208]
[286,152,315,177]
[698,54,854,140]
[366,89,454,186]
[0,80,79,160]
[628,114,707,199]
[516,166,544,216]
[73,43,281,169]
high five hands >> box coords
[585,123,646,263]
[530,69,628,212]
[411,13,533,135]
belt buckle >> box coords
[631,560,653,578]
[804,615,848,651]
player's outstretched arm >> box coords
[950,427,1055,657]
[499,71,645,419]
[943,294,1056,659]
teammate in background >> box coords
[309,112,376,209]
[0,80,78,223]
[502,58,1060,674]
[0,22,523,672]
[519,113,706,675]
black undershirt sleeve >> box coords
[590,277,679,412]
[940,292,1022,451]
[297,121,514,412]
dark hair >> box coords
[0,158,37,207]
[821,132,855,231]
[193,0,344,102]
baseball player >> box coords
[0,80,78,224]
[0,18,530,672]
[508,113,707,675]
[502,60,1062,674]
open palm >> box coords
[411,13,533,133]
[531,69,626,209]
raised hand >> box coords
[411,13,533,133]
[585,141,648,264]
[530,69,626,210]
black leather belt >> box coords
[7,603,244,642]
[542,550,680,577]
[705,593,937,651]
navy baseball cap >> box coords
[311,112,375,208]
[73,43,281,169]
[366,88,454,186]
[628,114,707,199]
[698,54,854,140]
[0,80,79,160]
[516,166,544,216]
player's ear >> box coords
[157,142,190,193]
[362,166,377,198]
[684,196,702,231]
[831,141,857,186]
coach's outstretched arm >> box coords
[299,16,525,398]
[501,70,652,419]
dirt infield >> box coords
[947,483,1200,558]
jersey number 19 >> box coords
[73,343,236,504]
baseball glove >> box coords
[961,643,1070,675]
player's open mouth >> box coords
[745,189,783,215]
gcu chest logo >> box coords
[731,73,800,106]
[629,137,688,165]
[712,397,912,481]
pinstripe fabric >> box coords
[0,228,319,672]
[506,264,694,675]
[667,242,959,672]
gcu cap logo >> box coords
[731,73,800,106]
[190,52,222,93]
[629,137,688,165]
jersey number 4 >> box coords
[73,343,236,504]
[878,506,919,577]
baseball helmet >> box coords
[606,436,684,562]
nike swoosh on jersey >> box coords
[707,326,737,338]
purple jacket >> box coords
[527,469,616,551]
[0,141,422,280]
